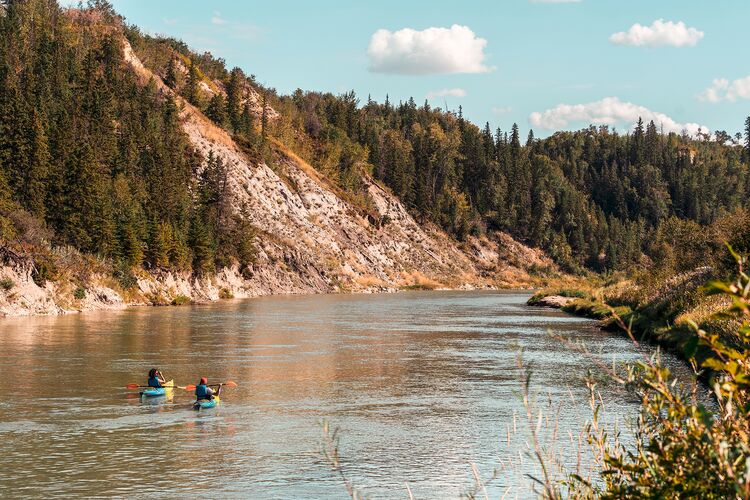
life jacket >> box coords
[195,384,209,399]
[148,376,162,388]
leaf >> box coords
[702,358,727,372]
[684,336,699,359]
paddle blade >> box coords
[126,383,140,389]
[224,381,238,388]
[184,385,196,391]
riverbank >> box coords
[527,266,732,365]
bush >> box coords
[219,287,233,299]
[0,277,14,291]
[171,295,192,306]
[73,287,86,300]
[113,262,138,290]
[32,257,58,286]
[565,251,750,498]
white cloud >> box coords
[367,25,491,75]
[610,19,703,47]
[529,0,581,3]
[492,106,513,114]
[211,12,228,25]
[699,76,750,103]
[426,88,466,99]
[529,97,708,136]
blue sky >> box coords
[69,0,750,138]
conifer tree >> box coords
[206,93,227,127]
[184,61,200,106]
[225,67,243,132]
[164,57,178,89]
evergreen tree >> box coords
[184,61,200,106]
[225,67,243,132]
[164,57,178,89]
[205,93,227,127]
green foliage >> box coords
[73,287,86,300]
[171,294,191,306]
[275,89,749,272]
[113,261,137,290]
[569,253,750,498]
[32,256,58,287]
[0,277,13,291]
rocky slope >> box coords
[0,39,559,317]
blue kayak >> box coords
[193,396,220,410]
[140,380,174,398]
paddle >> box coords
[125,383,186,390]
[183,380,238,391]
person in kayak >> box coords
[195,377,222,401]
[148,368,166,389]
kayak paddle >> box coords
[125,383,188,390]
[183,380,238,391]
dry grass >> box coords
[355,275,388,288]
[400,271,443,290]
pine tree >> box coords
[261,92,268,143]
[205,93,227,127]
[225,67,243,132]
[184,61,200,106]
[24,110,50,217]
[164,57,178,89]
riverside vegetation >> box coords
[3,0,750,497]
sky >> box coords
[64,0,750,138]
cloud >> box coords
[529,0,581,3]
[610,19,703,47]
[529,97,708,136]
[367,25,491,75]
[699,76,750,103]
[426,88,466,99]
[211,12,228,25]
[492,106,513,114]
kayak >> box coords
[140,380,174,398]
[193,396,220,410]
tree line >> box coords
[2,0,749,280]
[0,0,254,280]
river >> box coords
[0,290,691,498]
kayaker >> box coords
[195,377,222,401]
[148,368,166,389]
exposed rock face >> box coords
[529,295,576,309]
[0,40,558,318]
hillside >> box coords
[1,1,748,317]
[0,1,555,317]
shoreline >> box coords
[0,262,533,319]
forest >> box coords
[2,0,750,283]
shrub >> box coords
[73,287,86,300]
[0,277,14,291]
[219,287,233,299]
[113,261,138,290]
[32,257,58,286]
[171,295,192,306]
[566,250,750,498]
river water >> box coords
[0,291,691,498]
